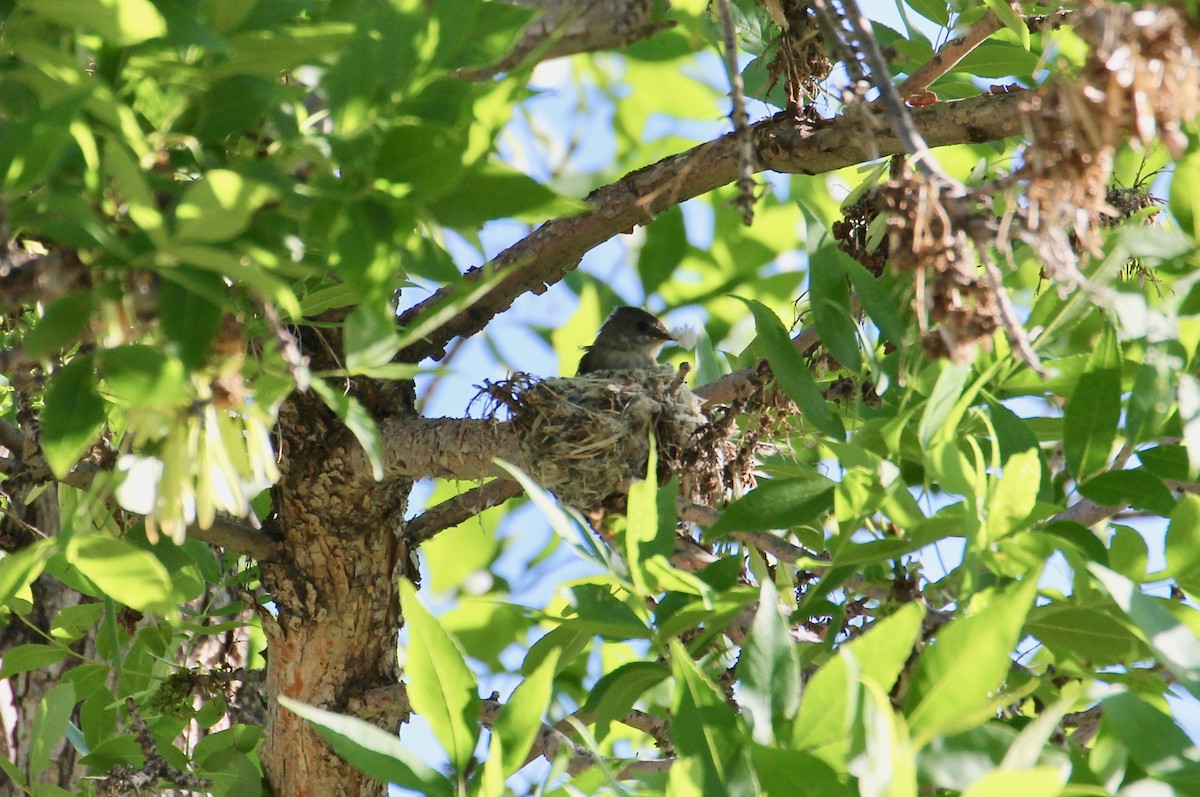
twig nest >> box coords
[481,368,710,509]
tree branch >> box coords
[395,90,1033,364]
[405,479,525,544]
[895,10,1005,100]
[381,417,525,480]
[895,8,1074,100]
[0,419,24,456]
[1050,498,1128,528]
[189,517,283,562]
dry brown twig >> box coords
[715,0,757,225]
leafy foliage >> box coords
[2,0,1200,796]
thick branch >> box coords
[396,90,1033,364]
[381,417,525,480]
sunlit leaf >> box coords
[280,697,453,795]
[66,535,176,613]
[398,578,480,772]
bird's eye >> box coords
[637,321,649,331]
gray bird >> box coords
[577,306,675,374]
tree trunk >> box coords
[0,488,90,794]
[259,389,412,797]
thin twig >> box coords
[405,479,525,544]
[836,0,958,186]
[1049,498,1127,527]
[715,0,756,225]
[694,329,817,405]
[189,516,283,562]
[894,11,1005,100]
[979,249,1044,373]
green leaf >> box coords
[0,643,69,680]
[570,583,652,639]
[24,291,93,358]
[670,640,757,797]
[279,697,453,795]
[1078,469,1176,517]
[794,601,924,754]
[175,170,280,243]
[159,271,225,368]
[1101,691,1200,789]
[1127,354,1174,445]
[739,298,844,438]
[905,0,950,26]
[809,252,861,372]
[1109,524,1149,581]
[103,139,165,243]
[905,572,1041,744]
[840,253,907,348]
[581,661,669,742]
[0,757,23,792]
[344,303,403,373]
[427,164,588,229]
[491,649,559,779]
[625,453,660,597]
[1062,369,1120,481]
[640,206,687,295]
[0,90,91,193]
[329,198,403,292]
[741,580,802,745]
[984,449,1040,541]
[0,539,53,611]
[709,475,835,536]
[1166,496,1200,594]
[375,122,464,203]
[100,345,190,408]
[984,0,1030,49]
[29,0,166,44]
[918,361,971,449]
[961,768,1064,797]
[398,578,480,772]
[66,535,176,613]
[853,679,917,797]
[1170,149,1200,241]
[77,735,143,770]
[956,42,1042,79]
[310,379,384,481]
[212,24,359,80]
[1026,604,1142,665]
[41,356,106,479]
[750,744,853,797]
[1139,444,1190,481]
[1091,564,1200,700]
[30,683,75,779]
[163,244,300,320]
[51,603,105,642]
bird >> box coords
[576,306,676,375]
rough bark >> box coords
[0,488,89,795]
[258,385,413,797]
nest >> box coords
[478,368,756,511]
